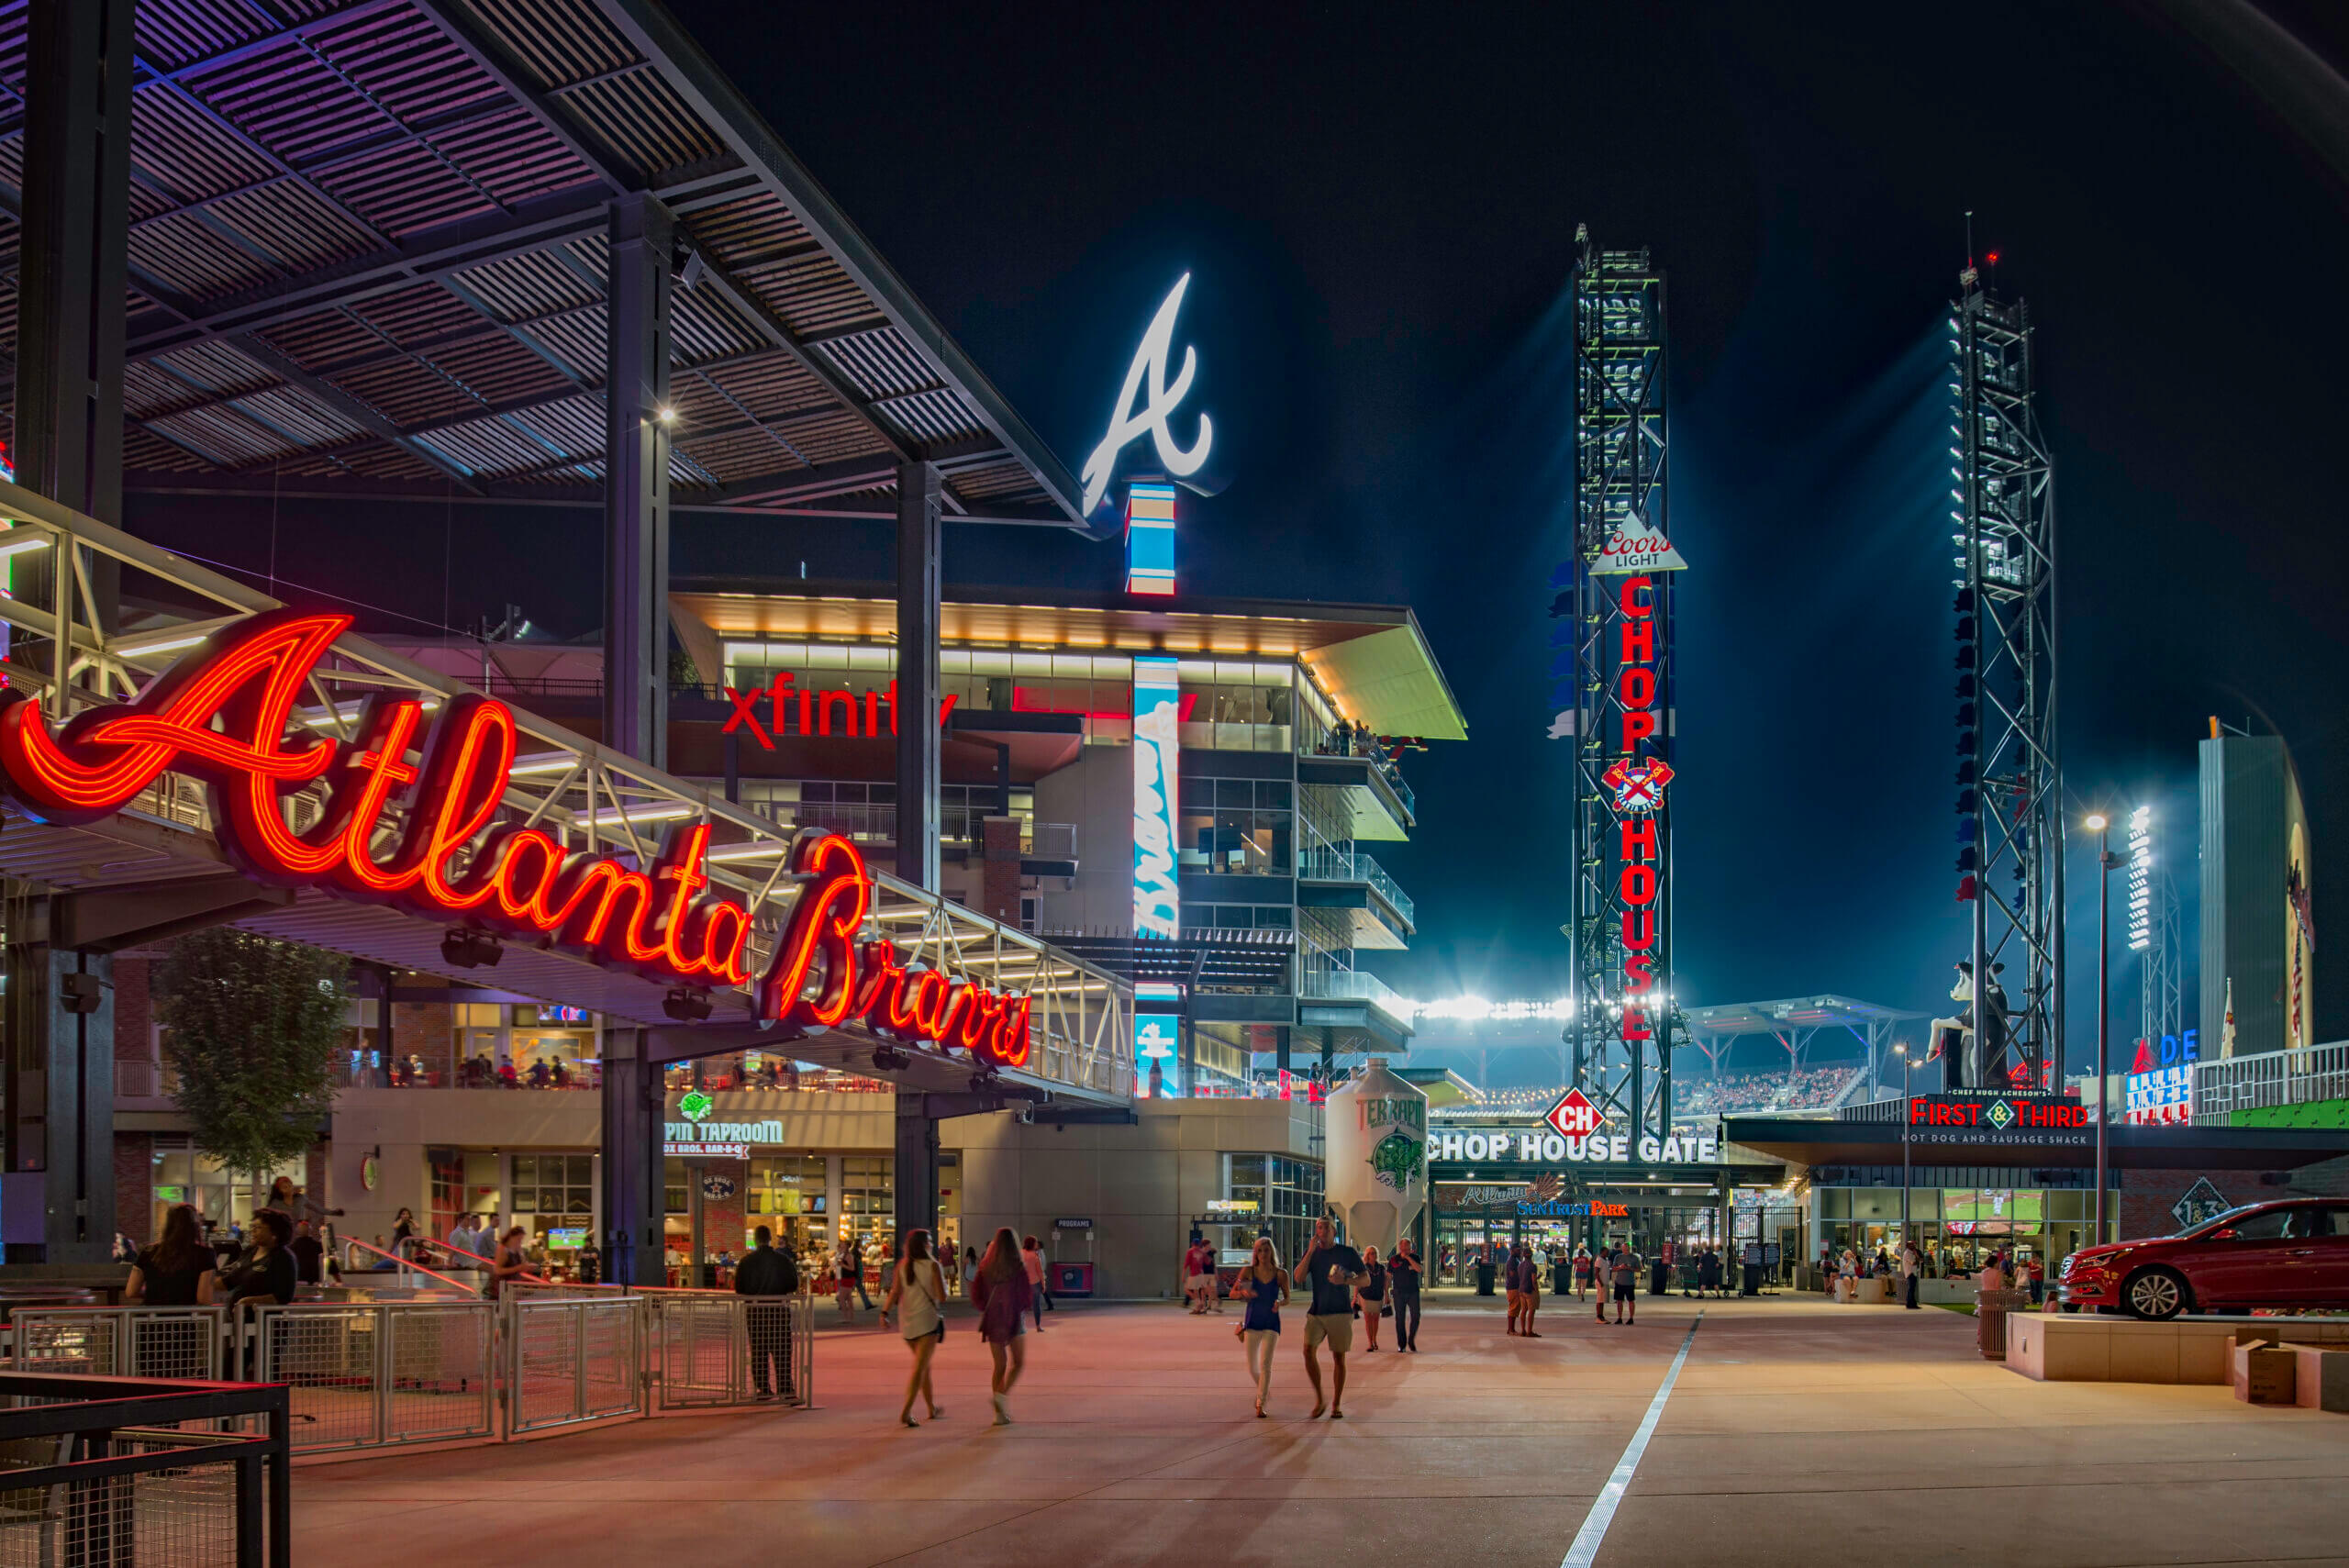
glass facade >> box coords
[148,1138,304,1240]
[1178,774,1292,877]
[1223,1153,1323,1269]
[1174,660,1294,752]
[1810,1173,2118,1279]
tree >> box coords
[158,928,347,1187]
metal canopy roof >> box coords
[1684,995,1932,1039]
[0,0,1097,531]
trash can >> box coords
[1553,1257,1571,1297]
[1649,1258,1668,1296]
[1474,1257,1497,1296]
[1741,1261,1761,1297]
[1976,1287,2032,1359]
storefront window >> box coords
[511,1154,595,1266]
[839,1156,893,1256]
[150,1139,304,1240]
[748,1155,827,1258]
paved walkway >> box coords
[293,1290,2349,1566]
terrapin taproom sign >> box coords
[0,610,1031,1067]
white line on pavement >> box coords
[1559,1312,1703,1568]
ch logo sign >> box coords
[1545,1087,1604,1139]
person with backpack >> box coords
[735,1225,801,1401]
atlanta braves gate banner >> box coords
[0,609,1030,1066]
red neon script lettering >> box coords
[0,610,753,993]
[757,831,1033,1065]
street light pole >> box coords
[1897,1046,1912,1244]
[2087,813,2121,1246]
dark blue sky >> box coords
[132,3,2349,1069]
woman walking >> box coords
[1232,1238,1287,1416]
[1573,1246,1594,1303]
[1354,1245,1387,1351]
[969,1228,1033,1426]
[834,1234,862,1325]
[882,1229,948,1427]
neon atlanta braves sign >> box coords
[0,611,1030,1063]
[1079,273,1213,516]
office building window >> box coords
[1178,775,1291,875]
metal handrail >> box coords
[1297,846,1416,925]
[0,480,1132,1099]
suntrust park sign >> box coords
[1432,1127,1722,1166]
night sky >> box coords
[128,3,2349,1069]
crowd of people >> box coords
[1675,1065,1858,1115]
[1449,1064,1860,1118]
[1825,1240,2047,1310]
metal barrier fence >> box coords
[5,1290,809,1461]
[506,1296,646,1438]
[0,1372,290,1568]
[6,1308,225,1382]
[649,1295,812,1411]
[244,1303,496,1456]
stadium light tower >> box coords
[1555,228,1681,1147]
[1948,234,2063,1088]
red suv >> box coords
[2058,1198,2349,1319]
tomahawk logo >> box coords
[1600,756,1675,815]
[1080,274,1214,515]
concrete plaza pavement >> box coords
[292,1289,2349,1566]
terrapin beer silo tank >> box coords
[1322,1058,1428,1256]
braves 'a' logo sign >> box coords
[1600,756,1675,815]
[1080,273,1213,514]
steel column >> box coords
[603,194,675,768]
[4,942,115,1264]
[597,1029,666,1286]
[896,461,943,889]
[894,1095,941,1244]
[15,0,132,527]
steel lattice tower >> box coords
[2132,806,2184,1048]
[1562,230,1675,1142]
[1949,261,2063,1085]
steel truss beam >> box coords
[1950,274,2063,1087]
[1564,232,1675,1145]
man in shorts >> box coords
[1611,1244,1641,1325]
[1293,1216,1368,1418]
[1184,1235,1218,1313]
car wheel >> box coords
[2122,1266,2188,1321]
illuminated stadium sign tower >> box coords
[1948,247,2063,1086]
[1556,229,1682,1147]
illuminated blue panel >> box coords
[1126,483,1176,595]
[1132,654,1181,938]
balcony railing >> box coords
[1298,967,1412,1023]
[2191,1040,2349,1123]
[1297,846,1415,926]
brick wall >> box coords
[2120,1167,2292,1239]
[114,1132,153,1249]
[392,1002,453,1083]
[115,959,152,1062]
